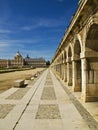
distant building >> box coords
[24,54,46,68]
[0,52,46,68]
[0,59,8,68]
[10,51,24,68]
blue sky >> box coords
[0,0,78,61]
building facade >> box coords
[0,59,8,68]
[0,52,46,68]
[24,55,46,68]
[51,0,98,102]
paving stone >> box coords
[35,104,61,119]
[45,78,52,81]
[0,104,15,118]
[44,85,54,87]
[41,87,56,100]
[45,81,53,85]
[6,87,30,100]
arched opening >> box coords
[61,53,64,79]
[86,24,98,51]
[58,56,61,76]
[73,39,82,92]
[67,46,72,86]
[68,47,72,57]
[64,50,67,82]
[61,54,63,63]
[84,24,98,101]
[74,40,81,55]
[56,58,59,74]
[64,51,66,60]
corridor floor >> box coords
[0,69,97,130]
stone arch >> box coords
[67,44,73,58]
[74,40,81,55]
[68,46,72,57]
[73,38,82,92]
[81,14,98,53]
[85,13,98,50]
[73,34,83,54]
[85,23,98,52]
[83,22,98,101]
[73,37,82,59]
[77,34,83,49]
[64,49,67,61]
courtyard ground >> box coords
[0,68,45,93]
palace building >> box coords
[24,54,46,68]
[0,51,46,68]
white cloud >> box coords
[21,26,32,31]
[21,17,66,31]
[0,29,11,34]
[0,43,9,47]
[0,38,40,45]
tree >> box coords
[46,60,50,66]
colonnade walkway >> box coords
[0,69,98,130]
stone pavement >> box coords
[0,69,98,130]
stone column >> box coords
[72,61,77,91]
[59,64,61,78]
[60,64,63,79]
[72,60,81,92]
[61,64,63,79]
[81,58,88,101]
[81,57,98,102]
[62,64,64,80]
[64,63,67,82]
[67,61,72,86]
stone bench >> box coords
[25,75,32,80]
[31,77,34,80]
[14,79,25,88]
[33,74,38,78]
